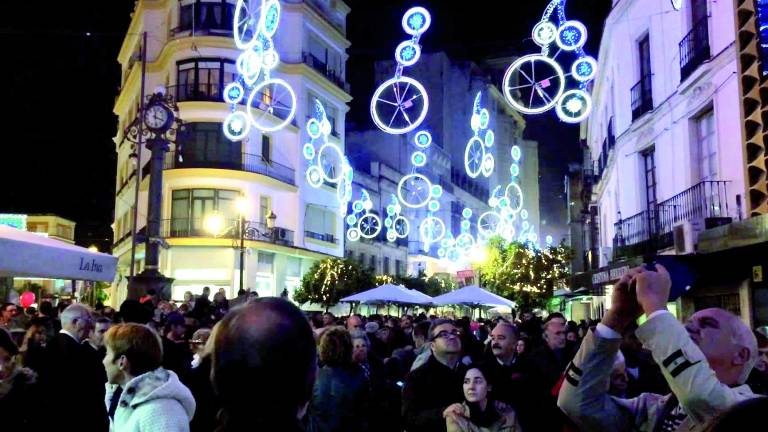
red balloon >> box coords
[20,291,36,308]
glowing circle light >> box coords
[572,56,597,82]
[398,173,433,208]
[502,54,565,115]
[370,76,429,135]
[556,20,587,52]
[402,6,431,35]
[555,89,592,124]
[223,111,251,141]
[396,41,421,67]
[532,21,558,46]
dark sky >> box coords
[0,0,611,250]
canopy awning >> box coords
[0,224,117,282]
[431,285,517,308]
[341,284,433,305]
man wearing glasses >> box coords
[402,319,466,432]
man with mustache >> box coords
[483,321,532,427]
[558,264,760,432]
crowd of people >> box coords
[1,265,768,431]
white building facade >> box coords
[111,0,351,303]
[577,0,748,321]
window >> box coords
[178,122,241,169]
[171,188,239,235]
[177,0,234,35]
[259,196,271,224]
[395,259,402,276]
[632,34,653,120]
[695,110,717,181]
[176,59,236,102]
[384,257,390,275]
[286,257,301,278]
[257,252,274,274]
[358,252,365,265]
[261,135,272,163]
[304,205,337,242]
[369,255,376,271]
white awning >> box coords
[341,283,433,305]
[431,285,517,308]
[0,224,117,282]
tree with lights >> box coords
[477,237,572,311]
[294,258,374,311]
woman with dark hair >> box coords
[211,298,317,431]
[444,364,521,432]
[308,327,371,432]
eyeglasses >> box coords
[431,329,461,341]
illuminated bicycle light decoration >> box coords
[419,216,446,251]
[398,173,433,208]
[464,92,495,178]
[384,195,410,243]
[370,7,431,134]
[302,100,353,213]
[502,0,596,124]
[346,190,382,241]
[225,0,296,138]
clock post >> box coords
[123,90,184,301]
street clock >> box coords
[143,103,174,133]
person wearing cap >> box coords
[161,312,192,377]
[0,329,41,428]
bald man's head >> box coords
[685,308,758,385]
[212,298,317,428]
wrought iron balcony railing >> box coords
[302,52,350,93]
[680,17,710,82]
[304,231,339,244]
[163,151,296,185]
[631,74,653,121]
[613,180,731,252]
[162,218,295,246]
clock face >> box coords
[671,0,683,10]
[144,104,171,130]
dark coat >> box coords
[307,365,371,432]
[183,356,220,432]
[162,336,192,377]
[524,345,575,432]
[39,332,108,431]
[402,354,467,432]
[0,367,41,429]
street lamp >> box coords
[204,199,278,292]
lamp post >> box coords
[206,198,277,293]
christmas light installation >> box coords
[224,0,297,138]
[502,0,596,124]
[346,190,382,241]
[370,7,431,134]
[384,195,410,242]
[465,92,495,179]
[303,99,353,215]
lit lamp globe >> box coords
[88,245,99,253]
[236,196,252,216]
[205,213,226,237]
[266,211,277,230]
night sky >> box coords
[0,0,611,251]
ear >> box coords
[733,346,750,367]
[118,354,129,371]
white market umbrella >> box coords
[341,283,433,305]
[0,224,117,282]
[432,285,517,309]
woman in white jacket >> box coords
[103,323,196,432]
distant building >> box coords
[347,51,540,278]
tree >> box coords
[395,270,456,298]
[477,238,572,311]
[294,258,374,311]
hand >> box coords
[601,267,644,333]
[494,401,512,415]
[443,403,465,419]
[634,263,671,315]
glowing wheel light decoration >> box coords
[556,89,592,124]
[464,92,495,178]
[398,173,433,208]
[502,0,596,123]
[478,211,502,237]
[317,143,345,183]
[414,130,432,148]
[419,216,446,248]
[346,190,382,240]
[223,111,251,141]
[505,182,524,214]
[358,214,382,239]
[370,7,432,135]
[226,0,296,137]
[370,76,429,135]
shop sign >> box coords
[592,265,630,286]
[457,269,474,279]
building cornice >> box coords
[117,0,171,65]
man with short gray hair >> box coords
[39,303,108,431]
[558,265,760,432]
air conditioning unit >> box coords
[672,221,697,254]
[598,247,613,268]
[277,228,287,240]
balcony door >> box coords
[691,0,708,27]
[639,34,652,82]
[642,148,658,237]
[695,110,718,182]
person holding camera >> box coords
[558,264,760,432]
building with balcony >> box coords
[346,52,540,279]
[111,0,351,303]
[569,0,755,323]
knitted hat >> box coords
[364,322,380,334]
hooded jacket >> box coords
[105,367,196,432]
